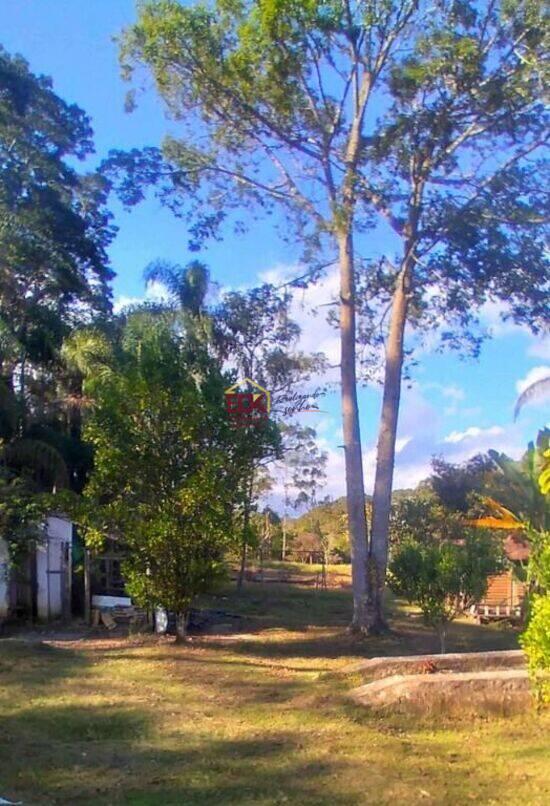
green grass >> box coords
[261,559,351,575]
[1,577,548,805]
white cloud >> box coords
[314,416,341,439]
[441,385,465,401]
[478,300,529,338]
[443,425,504,444]
[422,381,465,401]
[393,459,433,490]
[113,295,145,313]
[395,436,412,453]
[266,414,527,511]
[516,365,550,395]
[113,280,169,313]
[443,405,482,418]
[259,263,342,381]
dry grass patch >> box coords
[1,581,548,805]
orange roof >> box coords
[503,533,530,562]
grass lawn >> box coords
[1,577,549,805]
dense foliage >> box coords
[521,586,550,704]
[69,310,278,637]
[389,532,502,652]
[0,47,113,488]
[0,469,46,569]
[0,46,114,569]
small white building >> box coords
[0,515,73,623]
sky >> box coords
[2,0,549,501]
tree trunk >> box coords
[237,499,250,590]
[338,230,369,632]
[83,547,91,626]
[437,623,447,654]
[368,268,410,632]
[175,610,188,642]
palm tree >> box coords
[514,373,550,420]
[468,430,549,532]
[144,260,210,316]
[143,260,213,345]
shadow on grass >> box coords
[0,702,359,806]
[0,638,545,806]
[116,742,363,806]
[0,639,89,688]
[0,702,153,806]
[199,583,353,632]
[139,650,330,675]
[1,698,544,806]
[9,702,150,742]
[197,582,520,661]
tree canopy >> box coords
[109,0,549,631]
[67,309,279,638]
[0,46,115,504]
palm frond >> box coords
[514,375,550,420]
[144,259,209,314]
[62,329,113,378]
[466,495,525,530]
[467,516,525,530]
[2,438,69,489]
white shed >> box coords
[0,515,73,623]
[36,516,73,621]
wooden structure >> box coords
[471,534,529,622]
[289,531,326,564]
[85,537,133,619]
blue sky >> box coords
[3,0,548,499]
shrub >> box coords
[520,594,550,704]
[389,532,501,653]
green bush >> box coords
[389,531,501,653]
[520,594,550,704]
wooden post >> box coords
[84,548,91,625]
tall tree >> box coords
[136,262,317,586]
[0,46,114,494]
[362,1,548,627]
[212,283,319,586]
[111,0,548,631]
[65,310,274,639]
[111,0,417,630]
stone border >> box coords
[340,649,525,679]
[350,668,532,714]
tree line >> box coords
[0,45,324,638]
[1,0,549,641]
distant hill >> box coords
[286,488,418,561]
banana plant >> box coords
[468,430,549,533]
